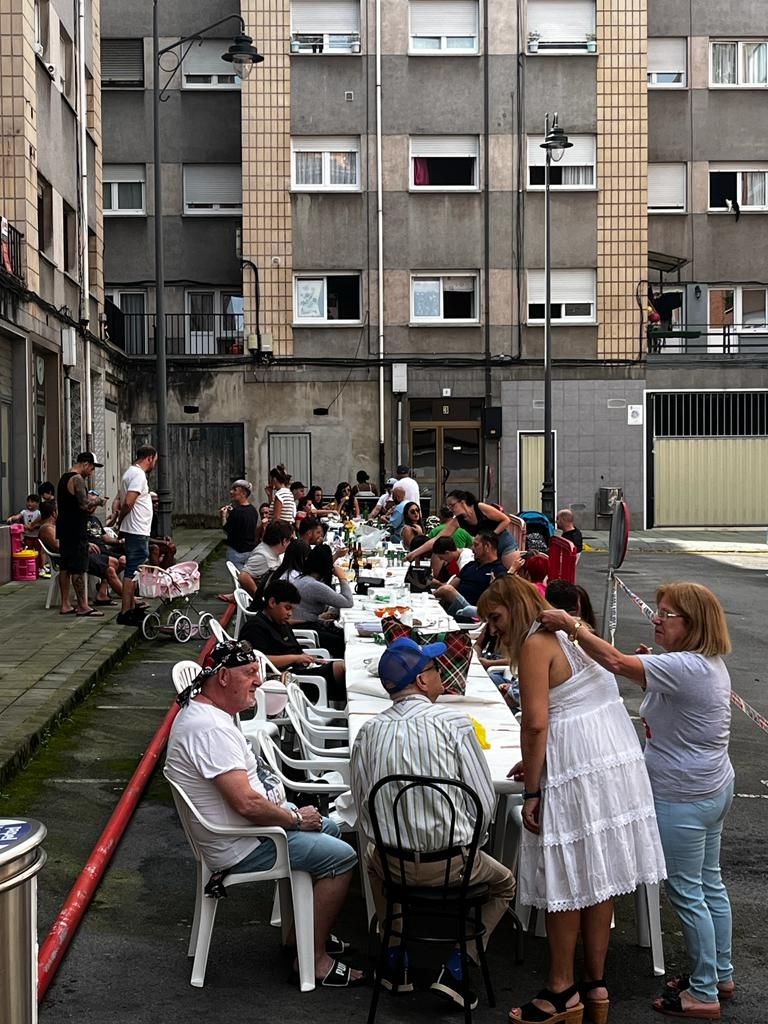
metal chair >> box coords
[164,772,316,991]
[366,774,496,1024]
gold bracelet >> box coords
[568,618,583,645]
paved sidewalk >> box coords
[583,527,768,555]
[0,529,223,787]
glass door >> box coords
[411,423,482,509]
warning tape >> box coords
[613,572,768,736]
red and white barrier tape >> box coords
[613,572,768,736]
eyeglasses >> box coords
[446,501,458,511]
[654,609,684,620]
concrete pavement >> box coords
[0,528,223,787]
[583,527,768,555]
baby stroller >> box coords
[135,561,214,643]
[517,510,556,553]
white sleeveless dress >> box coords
[518,632,666,911]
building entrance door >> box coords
[411,423,481,510]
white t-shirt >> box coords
[165,701,287,871]
[120,464,153,536]
[397,476,420,504]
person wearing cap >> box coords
[115,445,159,626]
[221,479,259,569]
[395,464,420,505]
[165,640,367,989]
[55,452,107,616]
[368,478,397,520]
[350,636,515,1011]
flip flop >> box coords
[318,960,369,988]
[653,992,721,1020]
[59,609,76,615]
[76,609,105,617]
[93,599,117,607]
[216,593,236,604]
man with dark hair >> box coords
[115,445,158,625]
[433,531,506,620]
[298,515,324,545]
[55,452,107,616]
[240,580,346,701]
[431,534,474,584]
[544,579,580,614]
[237,520,293,597]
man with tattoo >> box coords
[55,452,107,616]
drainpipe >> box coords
[76,0,93,449]
[63,368,72,465]
[375,0,386,485]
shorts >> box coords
[59,537,90,574]
[88,552,109,580]
[230,812,357,880]
[495,529,517,558]
[122,532,149,579]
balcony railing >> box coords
[648,324,768,357]
[0,217,24,282]
[106,311,246,357]
[290,31,361,54]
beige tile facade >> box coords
[241,0,293,357]
[596,0,648,359]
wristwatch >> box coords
[568,617,584,645]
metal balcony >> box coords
[106,311,246,357]
[648,324,768,358]
[0,217,24,283]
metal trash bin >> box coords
[0,819,47,1024]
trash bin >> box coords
[0,819,47,1024]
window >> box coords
[409,0,479,54]
[182,39,239,88]
[410,136,479,189]
[709,165,768,212]
[648,38,686,87]
[290,0,361,53]
[183,165,242,213]
[527,0,595,52]
[291,137,360,190]
[526,269,596,323]
[185,291,244,354]
[527,134,596,189]
[711,40,768,87]
[59,25,74,104]
[37,176,53,255]
[103,165,146,215]
[293,274,362,323]
[709,287,767,330]
[648,164,687,212]
[62,201,77,274]
[105,290,147,354]
[410,274,479,323]
[34,0,49,57]
[101,39,145,87]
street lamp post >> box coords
[540,113,571,522]
[151,4,262,536]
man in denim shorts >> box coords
[116,445,158,625]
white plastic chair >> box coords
[233,586,258,638]
[164,772,316,991]
[209,618,235,643]
[171,660,202,694]
[39,537,61,609]
[225,559,241,591]
[294,628,320,647]
[286,705,350,760]
[256,731,351,793]
[286,681,348,727]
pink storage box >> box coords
[9,523,24,553]
[12,551,38,581]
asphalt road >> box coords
[1,551,765,1024]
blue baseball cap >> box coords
[378,636,447,694]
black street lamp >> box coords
[539,112,571,522]
[151,5,263,536]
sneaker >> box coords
[39,567,52,578]
[431,965,478,1010]
[379,949,414,994]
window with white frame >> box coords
[527,134,596,189]
[183,165,242,213]
[411,274,479,323]
[709,286,768,330]
[291,137,360,190]
[290,0,361,53]
[294,274,362,323]
[409,0,479,54]
[709,164,768,212]
[410,136,479,189]
[527,0,595,52]
[648,37,687,87]
[103,165,146,214]
[101,39,144,87]
[526,269,596,323]
[184,291,244,353]
[648,164,687,212]
[711,40,768,87]
[182,40,239,88]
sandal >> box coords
[93,599,117,607]
[318,959,369,988]
[581,979,609,1024]
[509,985,584,1024]
[76,608,105,617]
[664,977,734,1003]
[216,593,236,604]
[326,933,353,956]
[652,992,720,1020]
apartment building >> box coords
[99,0,768,525]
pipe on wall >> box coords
[76,0,93,449]
[375,0,386,484]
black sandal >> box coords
[318,959,369,988]
[580,979,609,1024]
[509,984,584,1023]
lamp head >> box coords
[541,112,572,163]
[222,33,264,79]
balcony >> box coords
[106,311,246,357]
[0,217,24,283]
[290,32,361,55]
[648,324,768,359]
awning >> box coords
[648,251,689,274]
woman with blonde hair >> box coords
[539,582,734,1021]
[477,575,665,1024]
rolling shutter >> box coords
[291,1,360,34]
[648,164,686,210]
[101,39,144,85]
[527,134,595,167]
[183,166,242,207]
[103,164,145,183]
[183,39,236,75]
[410,1,479,37]
[527,0,595,42]
[647,37,686,75]
[410,136,479,157]
[527,269,595,305]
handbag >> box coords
[404,563,432,594]
[380,616,471,696]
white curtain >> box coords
[711,42,737,84]
[741,171,767,208]
[329,151,357,185]
[743,42,768,85]
[561,165,594,186]
[295,152,322,185]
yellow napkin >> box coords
[470,717,490,749]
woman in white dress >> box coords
[477,576,666,1024]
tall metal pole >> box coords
[541,113,555,521]
[153,0,172,536]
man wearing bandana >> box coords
[166,640,367,988]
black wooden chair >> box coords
[366,773,497,1024]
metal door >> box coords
[104,406,119,507]
[0,403,10,519]
[411,422,481,508]
[268,432,312,486]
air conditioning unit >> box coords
[597,486,623,516]
[46,63,56,77]
[34,42,45,57]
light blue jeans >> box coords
[225,547,251,570]
[654,781,734,1003]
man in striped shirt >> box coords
[351,636,515,1010]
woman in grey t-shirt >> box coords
[539,581,734,1020]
